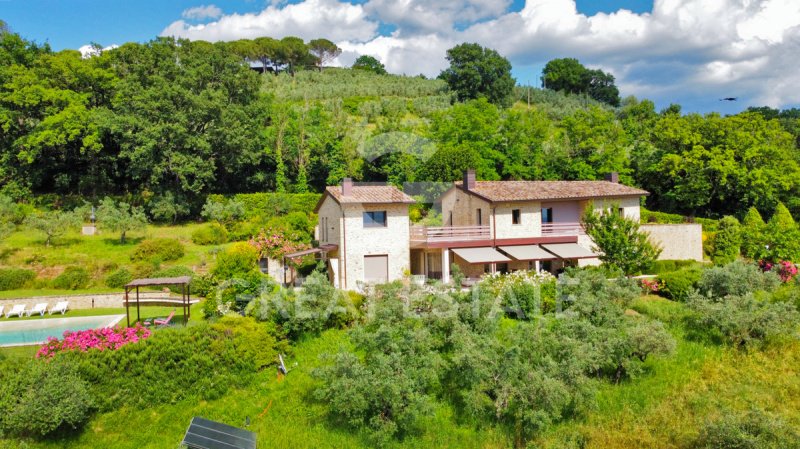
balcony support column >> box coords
[442,249,450,284]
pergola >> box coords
[124,276,192,327]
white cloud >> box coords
[158,0,800,109]
[162,0,377,43]
[182,5,224,21]
[363,0,510,35]
[78,44,119,58]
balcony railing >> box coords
[410,225,491,244]
[541,222,585,236]
[410,222,584,245]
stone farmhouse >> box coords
[308,170,702,290]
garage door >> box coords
[364,255,388,282]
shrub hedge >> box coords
[191,223,228,245]
[104,267,133,288]
[206,193,321,219]
[658,266,704,301]
[650,260,704,275]
[52,266,90,290]
[0,268,36,291]
[130,238,184,262]
[0,359,93,438]
[56,317,284,412]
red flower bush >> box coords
[36,323,151,358]
[640,278,661,294]
[759,260,798,283]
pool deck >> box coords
[0,314,125,347]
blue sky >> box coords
[3,0,651,50]
[2,0,797,113]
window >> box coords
[497,263,509,274]
[541,207,553,224]
[512,209,521,225]
[258,258,269,274]
[541,260,553,273]
[364,255,388,282]
[363,211,387,228]
[448,211,453,226]
[618,207,625,218]
[476,208,482,226]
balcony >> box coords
[410,222,584,247]
[541,222,585,236]
[410,225,491,245]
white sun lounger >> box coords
[5,304,26,318]
[0,305,4,318]
[49,301,69,315]
[27,303,48,317]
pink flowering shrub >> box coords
[759,260,798,283]
[249,228,310,261]
[36,323,151,358]
[640,278,661,294]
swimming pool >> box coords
[0,315,125,347]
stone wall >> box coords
[342,202,411,290]
[0,291,172,311]
[641,223,704,262]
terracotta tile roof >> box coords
[324,185,416,205]
[455,180,649,202]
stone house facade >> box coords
[312,171,700,290]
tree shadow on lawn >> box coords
[101,236,144,246]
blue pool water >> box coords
[0,315,124,347]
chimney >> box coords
[342,177,353,196]
[463,169,476,191]
[604,172,619,183]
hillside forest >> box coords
[1,29,800,222]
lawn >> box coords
[1,222,226,273]
[0,223,229,299]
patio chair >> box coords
[0,305,4,318]
[5,304,26,318]
[27,303,48,317]
[49,301,68,315]
[154,310,175,327]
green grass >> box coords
[2,222,224,270]
[3,297,799,449]
[0,223,230,298]
[0,287,117,299]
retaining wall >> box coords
[641,223,704,262]
[0,292,172,311]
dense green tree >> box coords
[582,206,662,275]
[741,207,767,260]
[763,203,800,262]
[101,38,269,199]
[542,58,620,106]
[711,216,742,265]
[439,43,515,107]
[351,55,386,75]
[556,106,630,181]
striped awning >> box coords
[540,243,597,259]
[452,247,511,264]
[499,245,558,261]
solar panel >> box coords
[182,417,256,449]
